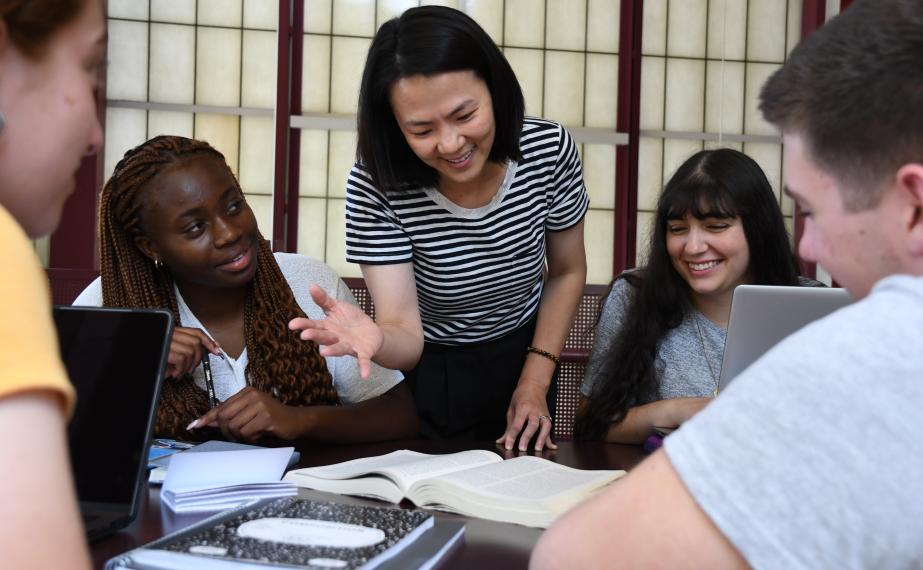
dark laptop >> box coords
[54,306,173,541]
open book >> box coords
[284,449,625,528]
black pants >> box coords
[404,317,558,440]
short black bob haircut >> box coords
[356,5,525,192]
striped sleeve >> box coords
[345,165,413,264]
[546,124,589,231]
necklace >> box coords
[693,312,719,397]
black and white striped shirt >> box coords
[345,117,589,345]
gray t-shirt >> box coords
[580,277,725,402]
[665,274,923,569]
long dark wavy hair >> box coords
[98,135,340,439]
[574,148,800,440]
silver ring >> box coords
[537,414,552,423]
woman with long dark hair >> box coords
[575,148,813,443]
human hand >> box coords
[186,387,304,442]
[495,381,558,452]
[166,327,220,379]
[288,284,383,379]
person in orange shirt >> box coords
[0,1,105,568]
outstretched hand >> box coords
[496,381,558,452]
[288,284,383,379]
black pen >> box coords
[201,353,217,409]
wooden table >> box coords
[91,439,645,569]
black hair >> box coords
[575,148,801,440]
[356,5,524,192]
[760,0,923,210]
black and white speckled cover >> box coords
[105,497,437,569]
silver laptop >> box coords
[55,306,173,541]
[717,285,853,392]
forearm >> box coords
[519,265,586,390]
[0,394,91,570]
[292,383,418,443]
[605,398,710,444]
[372,322,424,371]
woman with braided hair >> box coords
[75,135,417,443]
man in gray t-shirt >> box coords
[532,1,923,568]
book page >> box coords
[420,456,624,502]
[290,449,502,492]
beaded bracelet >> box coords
[527,345,560,365]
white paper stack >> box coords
[161,447,297,514]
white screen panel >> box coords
[332,0,375,37]
[463,0,504,43]
[104,108,148,179]
[585,53,618,129]
[544,51,585,126]
[582,144,616,210]
[107,20,149,101]
[667,0,707,58]
[707,0,747,60]
[305,0,333,34]
[378,0,419,25]
[546,0,587,52]
[641,0,667,56]
[196,28,243,107]
[327,131,359,199]
[664,59,705,132]
[297,197,329,262]
[199,0,243,27]
[330,37,372,114]
[241,30,278,108]
[302,35,332,113]
[640,56,665,130]
[194,114,241,175]
[704,60,744,135]
[747,0,788,63]
[151,0,195,24]
[587,0,620,54]
[505,0,546,48]
[244,0,278,30]
[147,110,194,139]
[504,48,544,119]
[743,62,781,135]
[325,199,356,277]
[239,116,275,196]
[299,130,330,198]
[150,24,195,105]
[637,137,664,211]
[585,209,615,285]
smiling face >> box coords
[666,214,751,305]
[134,154,259,293]
[0,0,106,237]
[389,70,497,191]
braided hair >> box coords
[99,135,339,439]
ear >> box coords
[133,235,160,264]
[896,163,923,257]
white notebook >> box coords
[161,447,297,514]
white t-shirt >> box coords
[74,252,403,405]
[665,274,923,569]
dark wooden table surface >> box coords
[91,439,646,569]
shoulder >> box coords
[521,117,570,149]
[274,252,339,293]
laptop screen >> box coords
[55,306,172,511]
